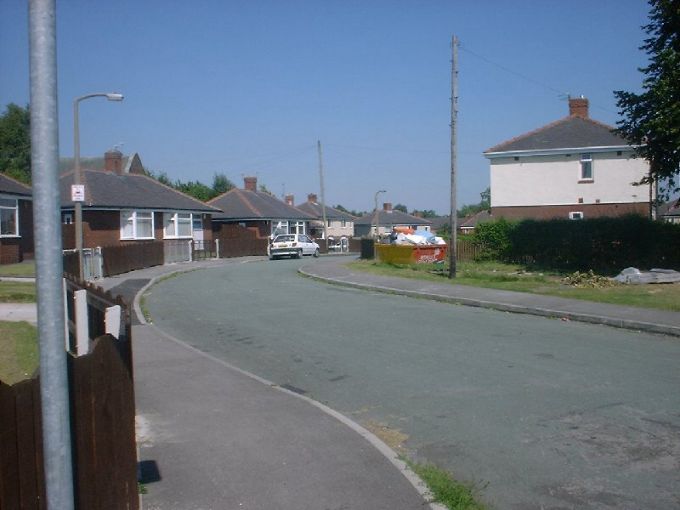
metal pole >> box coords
[372,190,385,260]
[317,140,328,249]
[73,98,83,280]
[28,1,75,508]
[449,35,459,279]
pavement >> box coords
[3,254,680,509]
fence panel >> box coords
[163,239,191,264]
[192,239,217,260]
[456,238,481,261]
[101,241,164,277]
[219,238,268,258]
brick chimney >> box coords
[284,194,294,206]
[105,149,123,174]
[569,96,589,118]
[383,202,393,213]
[307,193,317,204]
[244,176,257,192]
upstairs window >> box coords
[164,212,193,238]
[0,198,19,237]
[580,153,593,181]
[121,210,155,240]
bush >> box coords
[472,215,680,272]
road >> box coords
[144,258,680,509]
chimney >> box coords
[383,202,393,213]
[105,149,123,174]
[244,176,257,192]
[568,96,589,118]
[307,193,317,204]
[285,194,294,206]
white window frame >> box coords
[0,197,19,237]
[569,211,584,220]
[120,210,155,240]
[341,219,347,228]
[163,212,193,239]
[580,153,593,181]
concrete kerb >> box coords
[298,267,680,339]
[131,260,446,510]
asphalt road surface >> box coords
[144,258,680,509]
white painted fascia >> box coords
[484,145,642,160]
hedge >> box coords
[473,215,680,273]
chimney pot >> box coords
[383,202,393,212]
[568,97,589,118]
[285,194,294,206]
[307,193,317,203]
[244,176,257,192]
[105,149,123,174]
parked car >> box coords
[268,234,320,260]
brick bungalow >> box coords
[293,193,356,240]
[0,173,33,264]
[354,202,431,237]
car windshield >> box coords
[274,235,295,243]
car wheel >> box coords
[296,249,302,259]
[313,248,319,258]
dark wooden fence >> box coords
[0,279,137,510]
[456,237,482,261]
[193,239,217,260]
[219,238,268,258]
[101,241,163,277]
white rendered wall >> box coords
[490,151,650,207]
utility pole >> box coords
[448,35,459,279]
[317,140,328,248]
[29,0,75,508]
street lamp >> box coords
[373,189,386,260]
[73,93,124,280]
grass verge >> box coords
[405,459,487,510]
[0,321,39,384]
[0,260,36,277]
[0,281,36,303]
[349,260,680,311]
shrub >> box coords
[472,218,515,261]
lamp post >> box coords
[73,92,123,280]
[373,189,386,259]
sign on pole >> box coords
[71,184,85,202]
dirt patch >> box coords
[363,419,409,453]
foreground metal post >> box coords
[28,0,75,508]
[448,35,459,279]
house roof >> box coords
[59,169,218,213]
[354,209,432,227]
[658,199,680,218]
[0,173,32,197]
[296,201,356,221]
[485,115,630,156]
[460,209,492,228]
[208,188,315,221]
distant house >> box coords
[658,200,680,224]
[0,173,33,264]
[294,193,355,240]
[484,97,652,221]
[59,150,218,250]
[208,177,315,252]
[354,202,431,237]
[459,210,492,235]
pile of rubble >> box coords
[392,229,447,246]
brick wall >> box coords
[491,202,649,221]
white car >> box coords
[268,234,320,260]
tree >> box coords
[458,187,491,218]
[394,203,408,213]
[212,173,234,195]
[174,180,215,202]
[411,209,438,218]
[0,103,31,184]
[614,0,680,197]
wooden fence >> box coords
[101,241,164,277]
[0,278,137,510]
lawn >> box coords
[0,321,39,385]
[0,281,36,303]
[348,260,680,312]
[0,260,36,277]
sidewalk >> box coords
[299,256,680,338]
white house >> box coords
[484,97,652,220]
[293,193,355,240]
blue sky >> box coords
[1,0,650,214]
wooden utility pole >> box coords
[449,35,459,279]
[317,140,328,247]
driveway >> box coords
[144,258,680,509]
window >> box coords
[580,153,593,180]
[63,213,73,225]
[569,211,584,220]
[271,220,289,236]
[164,212,193,238]
[0,198,19,237]
[341,219,347,228]
[121,210,155,240]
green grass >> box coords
[0,260,36,277]
[349,260,680,311]
[0,281,36,303]
[0,321,39,385]
[405,459,487,510]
